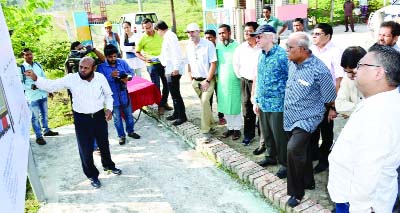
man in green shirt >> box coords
[257,5,287,43]
[136,18,172,114]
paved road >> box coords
[33,112,277,213]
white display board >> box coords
[0,5,32,213]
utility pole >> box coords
[170,0,177,33]
[138,0,143,12]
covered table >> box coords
[127,76,161,120]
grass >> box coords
[25,180,40,213]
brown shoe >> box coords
[164,104,173,111]
[232,130,241,140]
[221,130,234,138]
[158,106,165,115]
[36,137,46,145]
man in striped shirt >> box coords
[284,32,336,207]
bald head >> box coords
[78,57,95,81]
[288,32,311,50]
[80,57,95,67]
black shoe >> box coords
[305,183,315,190]
[104,168,122,175]
[232,130,241,140]
[221,130,234,138]
[253,147,266,155]
[128,132,140,139]
[172,118,187,126]
[257,157,277,167]
[43,130,59,136]
[314,162,329,174]
[242,137,253,146]
[352,30,355,32]
[276,166,287,179]
[287,196,301,207]
[345,30,349,32]
[166,115,178,121]
[89,177,101,188]
[36,137,46,145]
[119,137,126,145]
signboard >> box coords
[0,5,32,213]
[277,4,308,21]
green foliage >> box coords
[47,90,73,128]
[1,0,54,57]
[24,179,40,213]
[34,41,69,72]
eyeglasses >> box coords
[356,63,381,70]
[312,32,325,36]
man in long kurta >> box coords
[216,24,242,140]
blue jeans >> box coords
[29,97,50,139]
[335,203,349,213]
[146,63,168,107]
[112,101,134,138]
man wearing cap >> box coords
[250,24,289,179]
[217,24,242,140]
[232,22,260,146]
[135,18,172,115]
[186,23,217,142]
[284,32,336,207]
[103,21,121,58]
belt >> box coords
[74,109,103,118]
[193,77,206,81]
[241,77,253,83]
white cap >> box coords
[186,23,201,32]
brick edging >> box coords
[142,106,331,213]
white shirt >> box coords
[328,88,400,213]
[186,38,217,78]
[159,30,185,75]
[36,72,113,114]
[336,75,363,112]
[310,41,344,85]
[233,41,261,80]
[121,33,146,70]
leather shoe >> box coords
[158,107,165,115]
[89,178,101,188]
[305,183,315,190]
[221,130,234,138]
[43,130,59,136]
[232,130,241,140]
[119,137,126,145]
[104,167,122,175]
[36,137,46,145]
[164,104,173,111]
[172,118,187,126]
[166,115,177,121]
[257,157,277,167]
[287,196,301,207]
[253,146,266,155]
[128,132,140,139]
[242,137,253,146]
[276,166,287,179]
[314,162,329,174]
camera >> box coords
[31,84,38,90]
[114,73,131,90]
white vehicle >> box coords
[368,0,400,37]
[119,12,158,35]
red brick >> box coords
[241,166,265,181]
[318,209,333,213]
[237,163,260,180]
[225,155,246,170]
[233,161,257,173]
[301,204,324,213]
[280,195,291,211]
[230,158,250,170]
[267,182,287,201]
[248,170,270,184]
[293,199,316,213]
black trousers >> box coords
[241,78,256,139]
[287,128,314,199]
[168,75,186,120]
[310,110,334,164]
[73,110,115,179]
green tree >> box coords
[1,0,54,57]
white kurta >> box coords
[328,88,400,212]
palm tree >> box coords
[170,0,198,33]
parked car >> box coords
[368,0,400,37]
[119,12,158,35]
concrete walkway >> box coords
[32,112,276,213]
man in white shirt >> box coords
[309,23,342,174]
[186,23,217,142]
[233,22,260,146]
[155,20,187,126]
[24,57,122,189]
[328,45,400,212]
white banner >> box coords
[0,5,32,213]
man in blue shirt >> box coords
[97,44,140,145]
[250,25,289,179]
[21,48,58,145]
[284,32,336,207]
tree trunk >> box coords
[170,0,177,33]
